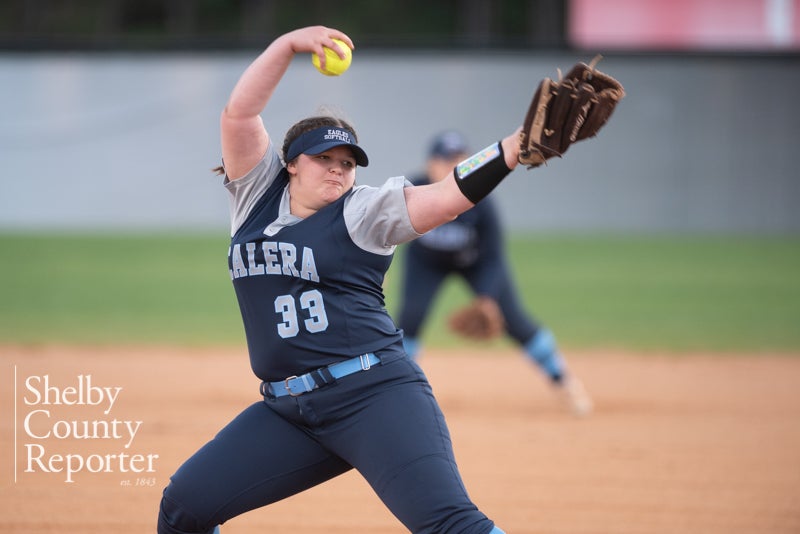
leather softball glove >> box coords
[519,56,625,168]
[447,296,505,340]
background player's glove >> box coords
[447,297,505,340]
[519,56,625,168]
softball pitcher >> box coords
[157,26,513,533]
[396,131,593,416]
[157,22,623,534]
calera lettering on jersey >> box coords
[229,241,319,282]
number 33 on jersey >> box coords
[229,240,326,339]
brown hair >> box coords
[212,114,358,175]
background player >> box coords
[396,130,593,416]
[157,26,521,533]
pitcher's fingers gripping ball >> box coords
[519,56,625,168]
[312,38,352,76]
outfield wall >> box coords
[1,52,797,234]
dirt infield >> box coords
[2,345,799,533]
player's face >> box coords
[427,153,467,183]
[288,146,357,213]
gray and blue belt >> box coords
[261,353,380,399]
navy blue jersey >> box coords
[407,176,503,270]
[398,175,539,345]
[225,145,419,381]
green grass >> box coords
[385,234,800,353]
[0,232,244,346]
[1,232,799,353]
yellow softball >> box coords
[311,39,352,76]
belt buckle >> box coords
[284,375,301,397]
[359,354,372,371]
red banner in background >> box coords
[569,0,800,50]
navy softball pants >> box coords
[157,354,497,534]
[398,250,539,344]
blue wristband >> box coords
[453,141,512,204]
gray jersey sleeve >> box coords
[344,176,423,255]
[223,143,284,237]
